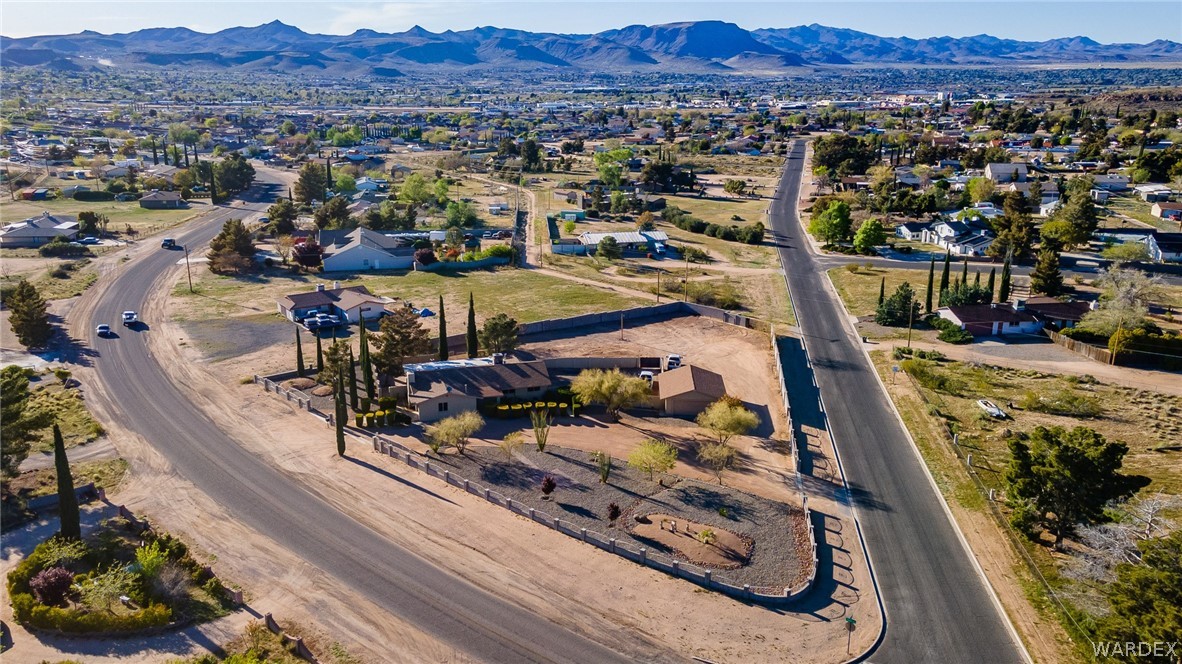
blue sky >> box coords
[1,1,1179,42]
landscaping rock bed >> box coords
[428,444,811,591]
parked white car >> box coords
[977,399,1007,419]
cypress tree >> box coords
[466,292,478,358]
[938,251,951,306]
[151,136,159,165]
[999,253,1013,303]
[359,321,375,400]
[315,333,324,372]
[334,374,347,457]
[437,295,448,360]
[325,156,332,202]
[987,267,996,300]
[974,270,981,286]
[878,277,886,306]
[295,327,305,377]
[925,257,935,313]
[348,346,359,411]
[53,424,81,541]
[961,257,969,283]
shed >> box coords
[653,365,726,416]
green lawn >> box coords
[173,265,650,326]
[827,265,933,318]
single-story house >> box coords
[139,189,186,209]
[579,230,669,254]
[1151,202,1182,220]
[894,221,929,241]
[406,357,552,423]
[275,283,388,324]
[921,219,995,256]
[984,163,1027,183]
[652,365,726,416]
[1135,184,1173,202]
[1092,174,1130,191]
[1155,233,1182,262]
[354,177,388,192]
[100,164,129,179]
[0,212,79,247]
[320,227,416,272]
[938,301,1042,337]
[1022,297,1092,330]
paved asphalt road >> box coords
[770,141,1028,664]
[82,170,643,664]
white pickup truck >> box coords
[121,311,138,327]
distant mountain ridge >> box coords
[2,19,1179,77]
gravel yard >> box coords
[428,443,811,591]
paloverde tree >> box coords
[698,442,740,485]
[53,424,81,541]
[1006,425,1149,545]
[466,292,478,358]
[479,313,519,354]
[428,411,484,456]
[696,397,760,446]
[570,368,651,421]
[5,279,52,348]
[627,438,678,481]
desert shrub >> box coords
[900,359,965,395]
[937,327,974,344]
[73,190,116,202]
[29,567,75,606]
[149,562,192,605]
[1018,390,1103,417]
[39,238,90,257]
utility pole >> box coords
[683,251,690,302]
[906,300,915,349]
[184,244,194,293]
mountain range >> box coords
[2,20,1180,77]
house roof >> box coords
[579,231,668,245]
[1023,297,1091,322]
[1153,202,1182,211]
[278,284,376,311]
[654,365,726,400]
[946,304,1037,325]
[410,360,552,400]
[0,212,79,237]
[140,189,182,202]
[320,227,415,259]
[1155,233,1182,252]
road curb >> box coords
[831,270,1035,664]
[772,139,887,664]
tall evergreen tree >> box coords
[987,268,996,300]
[348,346,359,411]
[1030,244,1064,296]
[961,257,969,283]
[334,374,347,457]
[939,251,951,298]
[974,270,981,286]
[315,333,324,372]
[295,327,305,378]
[437,295,448,360]
[6,279,52,348]
[53,425,81,541]
[878,277,886,306]
[999,253,1013,303]
[325,155,333,202]
[925,257,935,313]
[466,292,478,358]
[359,321,375,400]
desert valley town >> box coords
[0,2,1180,663]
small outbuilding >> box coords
[653,365,726,416]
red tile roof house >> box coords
[937,301,1043,337]
[937,297,1094,338]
